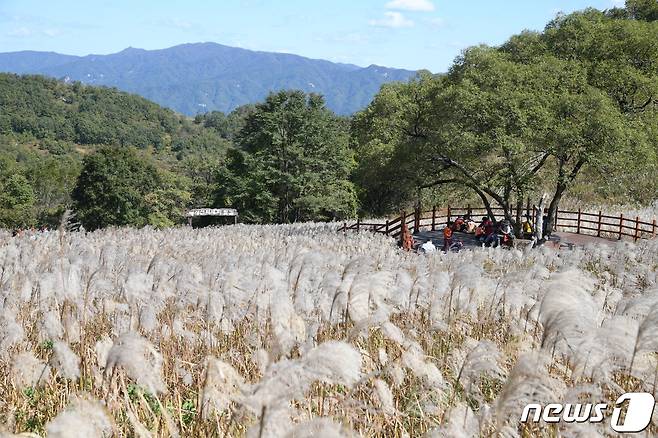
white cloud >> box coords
[369,12,414,28]
[159,18,193,30]
[7,26,32,37]
[425,17,445,28]
[42,28,63,37]
[385,0,435,12]
[328,33,370,44]
[7,25,63,38]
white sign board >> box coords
[185,208,238,218]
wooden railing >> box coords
[338,205,658,242]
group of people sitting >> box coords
[441,214,535,250]
[415,213,536,253]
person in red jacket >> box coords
[483,218,498,247]
[443,221,454,252]
[476,217,490,242]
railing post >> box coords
[431,206,437,231]
[447,205,451,224]
[526,197,530,219]
[577,207,581,234]
[342,221,346,233]
[597,210,602,237]
[401,210,406,228]
[634,216,640,242]
[618,213,623,240]
[555,209,559,231]
[356,217,360,233]
[653,219,656,238]
[385,219,390,235]
[467,204,471,217]
[414,206,420,233]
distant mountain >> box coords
[0,43,417,115]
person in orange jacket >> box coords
[443,221,454,252]
[452,216,465,232]
[401,222,414,251]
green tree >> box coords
[180,153,224,208]
[143,171,192,228]
[194,105,255,141]
[626,0,658,21]
[72,147,162,230]
[433,48,644,234]
[541,8,658,115]
[351,74,455,216]
[514,7,658,207]
[26,155,81,225]
[0,173,37,228]
[215,91,357,223]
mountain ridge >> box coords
[0,42,418,115]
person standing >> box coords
[443,221,454,252]
[401,223,414,251]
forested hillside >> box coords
[0,74,356,229]
[0,73,233,228]
[0,74,232,152]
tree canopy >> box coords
[351,1,658,235]
[214,90,357,223]
[71,147,194,230]
[72,147,161,230]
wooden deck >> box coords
[339,205,657,244]
[412,230,534,251]
[411,229,622,252]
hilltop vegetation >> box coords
[0,74,177,148]
[0,73,233,154]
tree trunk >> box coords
[415,187,422,225]
[472,187,497,225]
[514,194,524,236]
[544,183,566,237]
[496,198,516,229]
[544,157,586,236]
[534,193,546,245]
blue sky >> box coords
[0,0,624,72]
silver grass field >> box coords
[0,223,657,437]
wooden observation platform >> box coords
[185,208,239,226]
